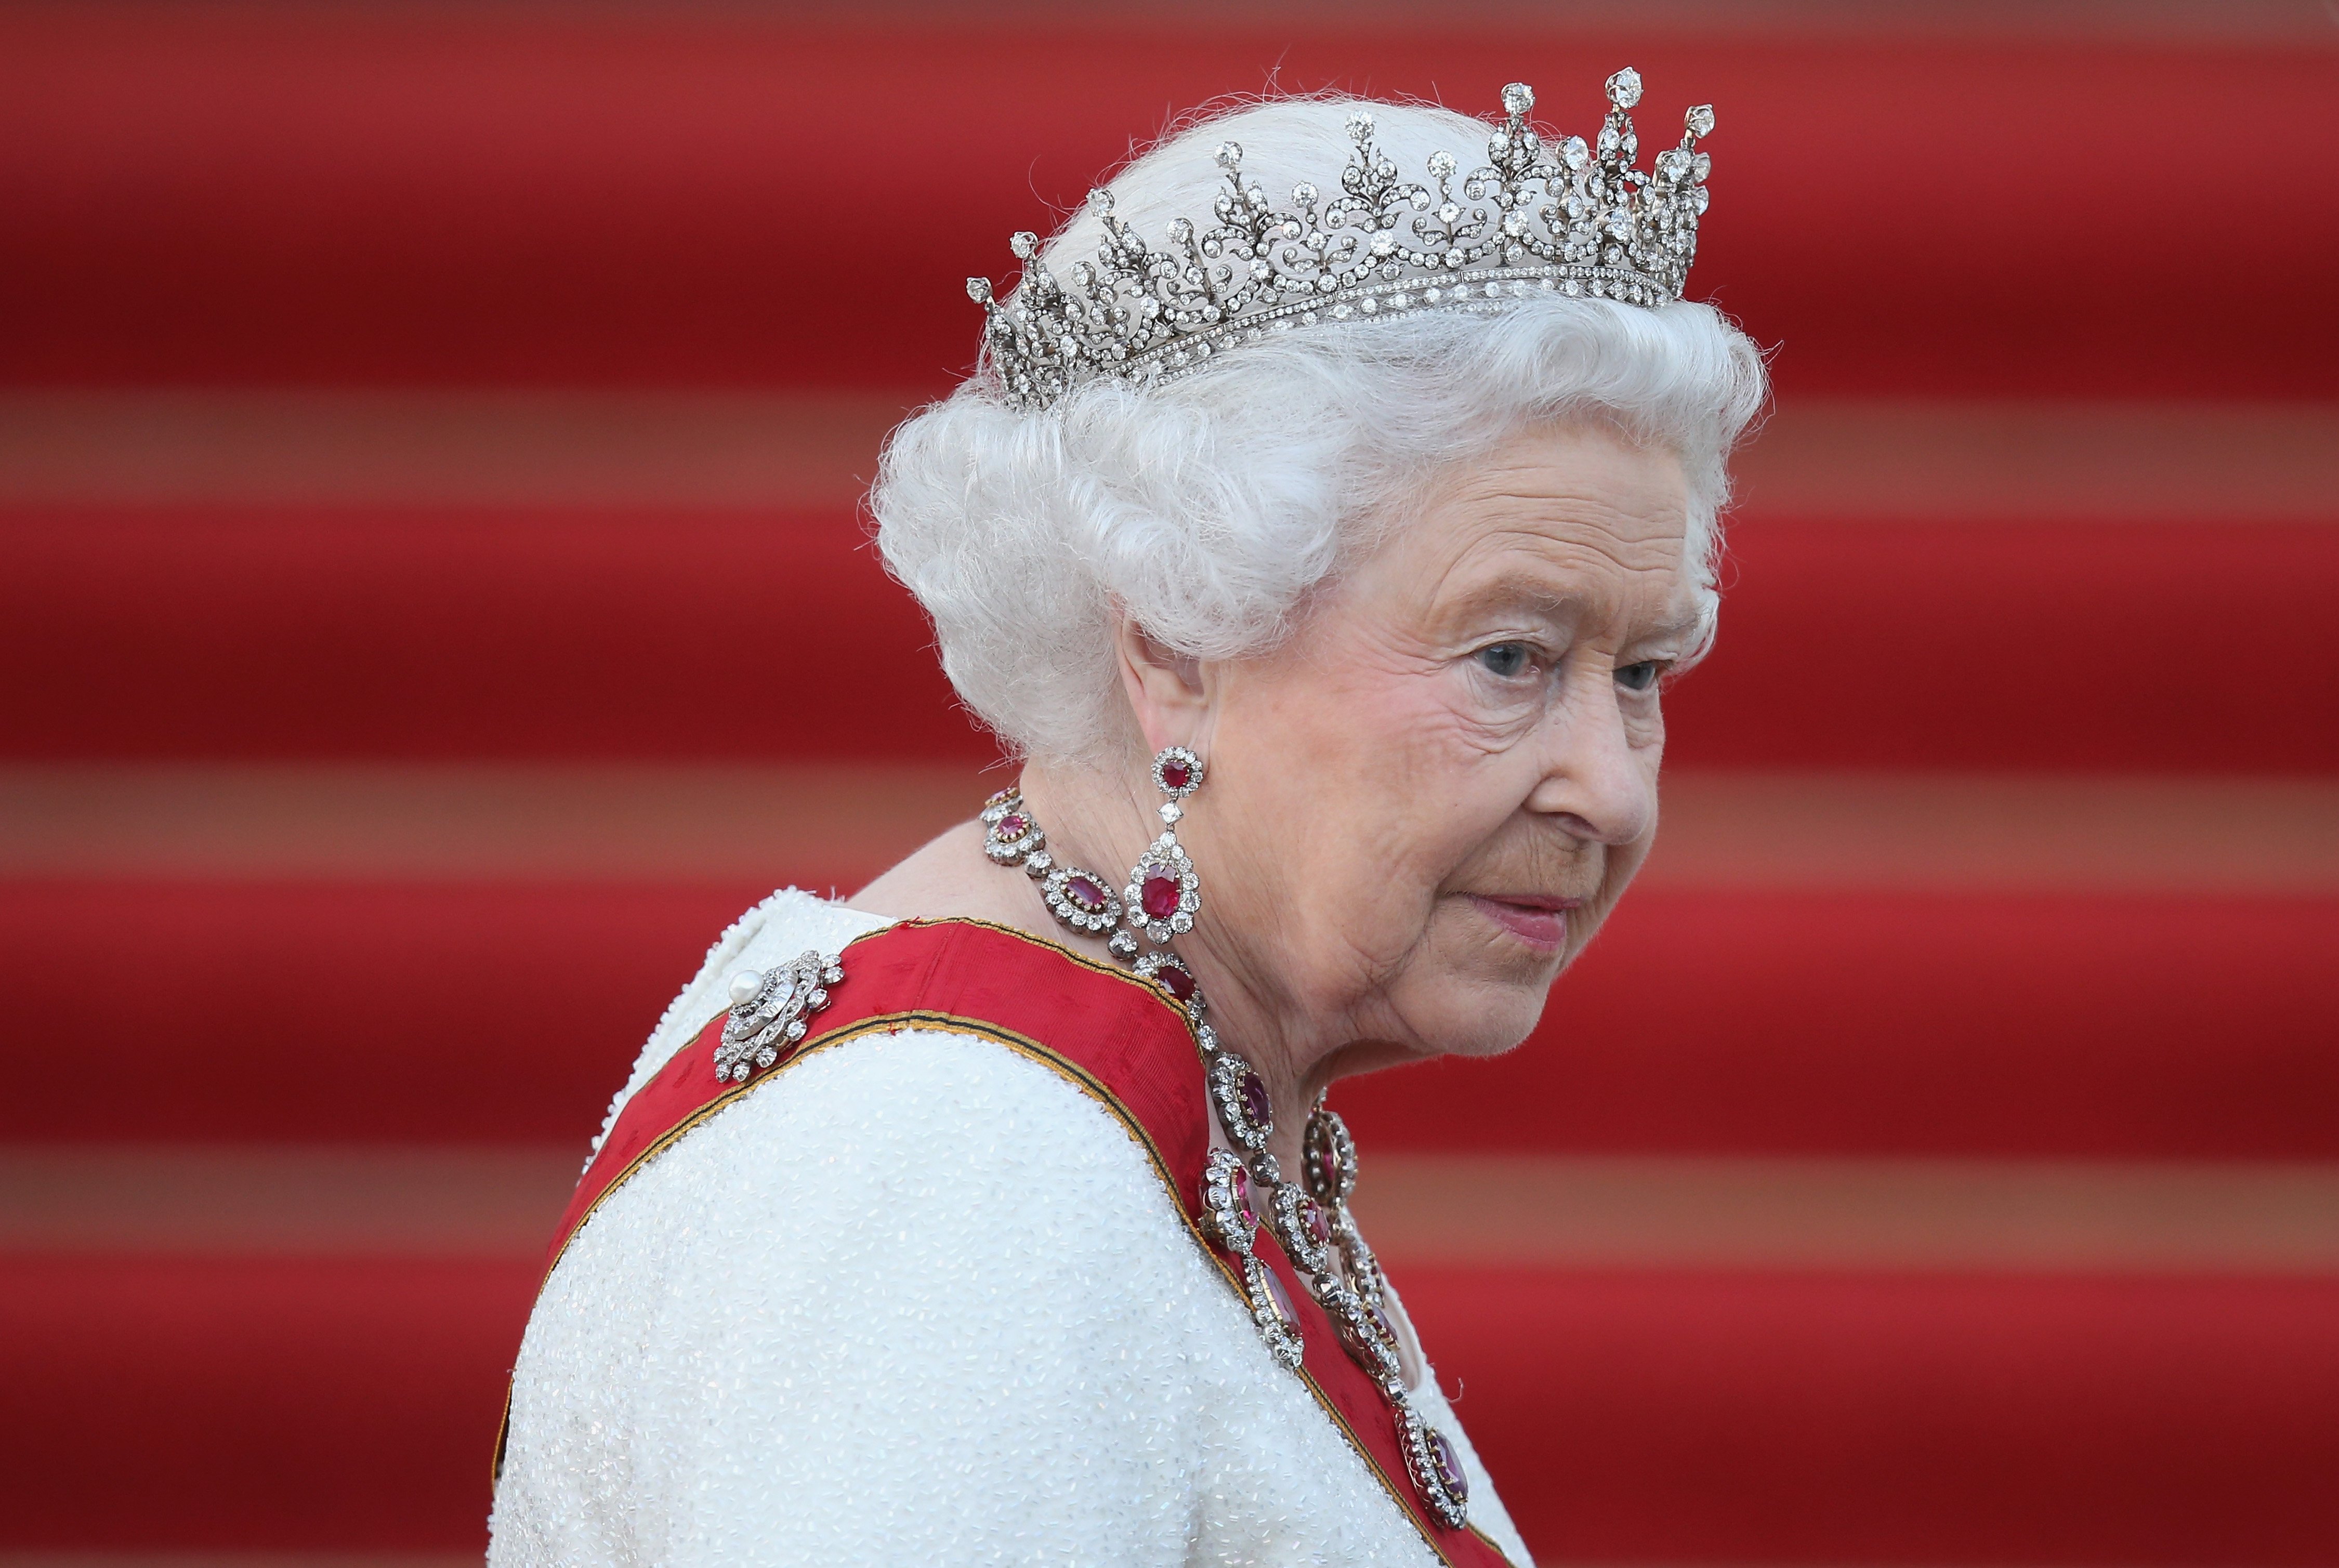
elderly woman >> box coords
[491,72,1762,1567]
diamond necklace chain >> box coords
[976,784,1473,1530]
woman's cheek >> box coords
[1436,667,1547,755]
[1624,693,1667,751]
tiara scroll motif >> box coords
[967,70,1714,412]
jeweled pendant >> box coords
[1333,1207,1389,1309]
[1242,1253,1306,1371]
[1039,864,1122,934]
[1208,1051,1273,1151]
[1399,1406,1471,1530]
[1271,1183,1336,1275]
[1202,1149,1305,1370]
[1303,1105,1358,1204]
[1322,1277,1404,1385]
[1200,1148,1257,1249]
[1122,833,1199,944]
[1133,950,1201,1007]
[980,787,1045,866]
[1152,744,1204,798]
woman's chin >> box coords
[1408,978,1554,1060]
[1390,906,1573,1058]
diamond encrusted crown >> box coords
[967,70,1714,411]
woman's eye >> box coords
[1615,661,1661,692]
[1475,642,1534,679]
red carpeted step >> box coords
[0,880,764,1147]
[5,1252,2333,1562]
[0,11,2332,400]
[6,508,2333,771]
[1337,889,2339,1161]
[1402,1267,2339,1566]
[1664,518,2339,774]
[0,1253,532,1552]
[0,505,992,765]
[5,881,2331,1158]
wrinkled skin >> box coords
[854,419,1699,1180]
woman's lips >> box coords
[1467,894,1580,952]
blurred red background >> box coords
[2,3,2334,1563]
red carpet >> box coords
[1405,1268,2339,1566]
[3,881,2333,1159]
[5,1256,2333,1560]
[0,1254,536,1551]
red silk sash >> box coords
[506,917,1515,1568]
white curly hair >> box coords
[873,93,1768,766]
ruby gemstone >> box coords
[1259,1263,1297,1323]
[1429,1429,1469,1502]
[1139,873,1181,920]
[1300,1196,1332,1248]
[1238,1070,1272,1131]
[1162,759,1193,791]
[1314,1145,1343,1197]
[1229,1165,1254,1228]
[998,813,1028,837]
[1066,874,1106,909]
[1157,964,1197,1002]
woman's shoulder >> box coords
[587,888,894,1156]
[522,1021,1239,1471]
[605,1020,1203,1272]
[500,1023,1257,1562]
[568,890,1219,1325]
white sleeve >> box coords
[490,1027,1242,1568]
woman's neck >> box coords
[850,759,1352,1178]
[1017,759,1346,1179]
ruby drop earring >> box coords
[1118,745,1204,965]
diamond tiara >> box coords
[967,69,1714,412]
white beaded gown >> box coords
[487,889,1534,1567]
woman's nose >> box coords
[1523,677,1658,846]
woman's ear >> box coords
[1112,609,1209,754]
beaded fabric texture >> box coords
[969,70,1714,410]
[488,890,1533,1567]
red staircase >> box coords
[3,7,2334,1563]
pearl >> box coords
[727,969,765,1008]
